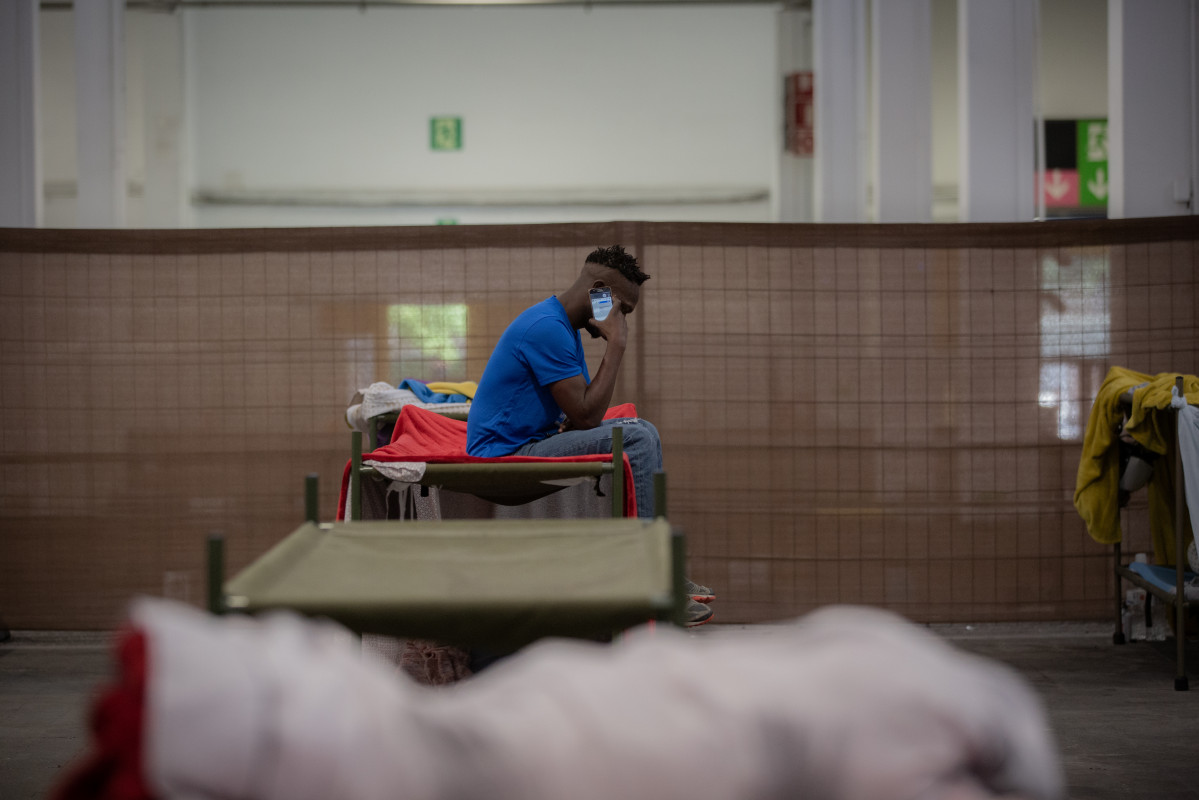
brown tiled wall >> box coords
[1,221,1196,628]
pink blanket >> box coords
[337,404,639,519]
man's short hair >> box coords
[585,245,651,285]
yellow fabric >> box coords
[426,381,478,400]
[1074,367,1199,564]
[1126,374,1199,452]
[1074,367,1149,545]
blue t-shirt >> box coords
[467,296,591,456]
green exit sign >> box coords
[1077,119,1108,207]
[430,117,462,151]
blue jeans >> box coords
[513,417,662,519]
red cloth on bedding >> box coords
[337,404,639,519]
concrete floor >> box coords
[2,622,1198,800]
[933,623,1199,800]
[1,632,114,800]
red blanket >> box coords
[337,404,639,518]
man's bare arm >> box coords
[549,307,627,430]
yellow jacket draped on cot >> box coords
[1074,367,1198,564]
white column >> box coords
[138,11,187,227]
[0,0,41,227]
[871,0,932,222]
[1108,0,1196,219]
[777,6,815,222]
[75,0,126,228]
[813,0,868,222]
[957,0,1037,222]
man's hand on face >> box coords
[587,303,627,346]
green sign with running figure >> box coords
[430,117,462,151]
[1077,119,1108,207]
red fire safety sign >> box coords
[785,71,814,157]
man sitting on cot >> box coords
[466,244,715,626]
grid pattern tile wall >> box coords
[0,222,1195,628]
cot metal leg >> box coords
[305,473,319,524]
[610,426,624,518]
[658,471,686,627]
[653,470,667,519]
[1172,384,1188,690]
[637,471,684,629]
[670,526,686,628]
[1113,542,1126,645]
[351,430,363,522]
[206,534,225,616]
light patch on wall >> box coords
[346,338,377,391]
[387,304,469,383]
[1038,250,1110,440]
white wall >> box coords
[1109,0,1195,218]
[777,6,813,223]
[40,10,77,228]
[0,0,41,227]
[929,0,1108,221]
[187,5,778,227]
[32,1,1121,228]
[930,0,958,220]
[40,7,153,228]
[1040,0,1107,119]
